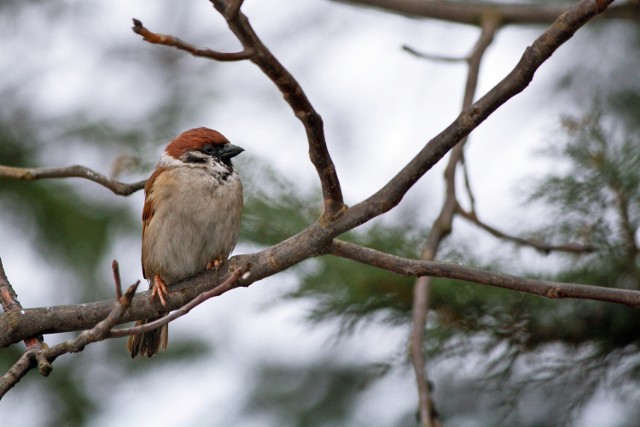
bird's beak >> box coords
[220,144,244,159]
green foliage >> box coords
[287,224,419,332]
[240,156,322,247]
[529,106,640,256]
[244,362,372,427]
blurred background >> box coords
[0,0,639,426]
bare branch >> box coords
[132,4,345,220]
[209,0,346,221]
[0,164,145,196]
[0,280,139,398]
[131,19,255,61]
[332,0,639,25]
[225,0,245,20]
[330,240,640,307]
[456,205,597,254]
[112,260,123,301]
[402,45,467,63]
[111,264,249,338]
[460,152,477,213]
[408,15,499,426]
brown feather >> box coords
[141,167,166,279]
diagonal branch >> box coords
[132,2,346,221]
[456,204,597,254]
[0,164,145,196]
[111,264,249,338]
[0,223,332,348]
[209,0,346,221]
[332,0,614,234]
[329,240,640,307]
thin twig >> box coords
[460,152,477,213]
[131,19,255,61]
[111,265,250,338]
[112,260,123,300]
[456,205,596,254]
[0,280,139,398]
[402,45,467,63]
[0,164,145,196]
[330,240,640,307]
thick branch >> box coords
[330,240,640,307]
[333,0,638,25]
[0,223,333,347]
[0,164,145,196]
[0,280,138,397]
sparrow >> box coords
[127,127,244,358]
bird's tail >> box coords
[127,320,168,358]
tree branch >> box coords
[331,0,614,234]
[131,19,255,61]
[0,164,145,196]
[456,204,597,254]
[209,0,346,221]
[0,269,139,398]
[132,5,345,221]
[329,240,640,307]
[110,264,249,338]
[332,0,639,25]
[0,0,615,352]
[0,222,332,348]
[408,15,498,426]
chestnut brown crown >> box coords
[163,127,244,168]
[165,127,231,159]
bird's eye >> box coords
[202,144,215,155]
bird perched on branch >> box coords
[127,127,244,358]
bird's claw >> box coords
[151,275,169,306]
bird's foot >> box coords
[151,274,169,306]
[206,257,224,271]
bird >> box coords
[127,127,244,358]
